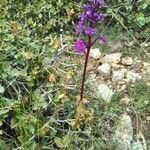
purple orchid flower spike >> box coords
[74,0,107,102]
[74,39,88,53]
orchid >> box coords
[74,0,107,101]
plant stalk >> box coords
[80,36,91,101]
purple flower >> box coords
[76,22,84,33]
[74,39,87,53]
[74,0,107,53]
[93,13,105,22]
[74,0,107,102]
[97,0,107,7]
[84,27,96,36]
[99,36,107,43]
[79,14,87,22]
[85,10,94,18]
[89,0,106,8]
[83,4,93,10]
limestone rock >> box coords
[113,114,133,150]
[120,97,130,106]
[112,69,127,82]
[97,84,114,102]
[131,140,145,150]
[97,63,111,78]
[121,57,133,65]
[101,53,122,64]
[89,48,101,59]
[126,71,142,82]
[116,81,127,92]
[146,116,150,121]
[143,62,150,68]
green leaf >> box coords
[54,138,64,149]
[0,130,3,135]
[11,118,18,129]
[63,134,71,147]
[0,85,5,94]
[0,109,9,116]
[0,121,2,126]
[136,13,145,27]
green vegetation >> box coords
[0,0,149,149]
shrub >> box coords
[107,0,150,40]
[0,0,85,35]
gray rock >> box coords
[101,53,122,64]
[122,57,133,66]
[89,48,101,59]
[126,71,142,82]
[113,114,133,150]
[131,140,144,150]
[97,63,111,78]
[97,84,114,102]
[112,69,127,82]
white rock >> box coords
[101,53,122,64]
[141,42,150,47]
[126,71,142,82]
[116,80,127,92]
[143,62,150,68]
[97,63,111,78]
[121,57,133,65]
[117,84,127,92]
[131,140,144,150]
[120,97,130,105]
[113,114,133,150]
[97,84,114,102]
[146,116,150,121]
[112,69,127,81]
[89,48,101,59]
[143,63,150,73]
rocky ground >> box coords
[87,49,150,150]
[89,49,150,101]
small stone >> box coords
[116,81,127,92]
[131,140,144,150]
[89,48,101,59]
[141,42,150,47]
[112,69,127,82]
[143,62,150,68]
[101,53,122,64]
[113,114,133,150]
[143,63,150,73]
[97,84,114,102]
[120,97,130,105]
[133,60,143,72]
[146,116,150,121]
[126,71,142,82]
[97,63,111,78]
[121,57,133,65]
